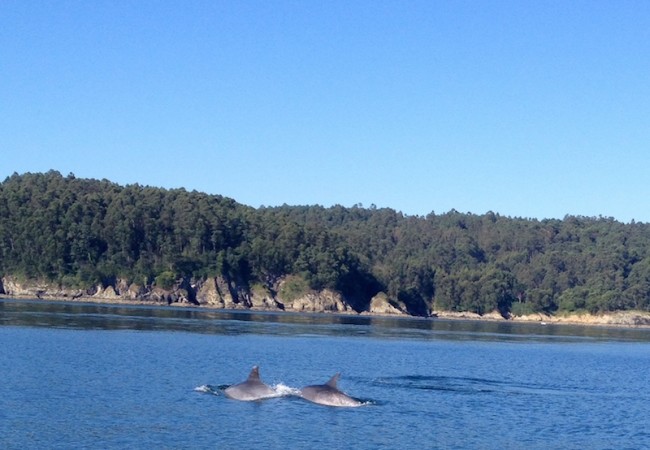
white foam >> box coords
[272,383,302,397]
[194,384,220,395]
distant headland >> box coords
[2,171,650,326]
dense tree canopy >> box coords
[2,171,650,315]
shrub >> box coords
[154,271,176,290]
[278,275,311,302]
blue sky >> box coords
[2,1,649,222]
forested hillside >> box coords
[2,171,650,316]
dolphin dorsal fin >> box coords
[248,366,261,381]
[326,373,341,388]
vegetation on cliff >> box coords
[2,171,650,316]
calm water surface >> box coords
[1,299,649,449]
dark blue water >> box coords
[1,299,649,449]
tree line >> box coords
[2,171,650,316]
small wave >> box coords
[372,375,504,395]
[194,384,222,396]
[373,375,588,397]
[272,383,302,397]
[341,397,376,407]
[355,398,378,407]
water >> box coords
[1,299,649,449]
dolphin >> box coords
[224,366,277,401]
[300,373,363,407]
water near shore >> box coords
[2,299,649,449]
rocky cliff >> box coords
[0,275,408,316]
[4,275,649,326]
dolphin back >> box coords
[224,366,276,401]
[300,373,362,407]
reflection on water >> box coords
[2,298,650,342]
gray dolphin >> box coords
[300,373,363,407]
[224,366,277,401]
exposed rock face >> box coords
[125,284,146,300]
[367,293,406,315]
[95,285,119,299]
[195,277,240,308]
[289,289,351,313]
[1,276,85,299]
[0,276,353,314]
[514,311,650,326]
[433,310,484,320]
[196,277,222,306]
[5,274,648,326]
[621,314,650,326]
[2,277,43,297]
[249,286,285,310]
[482,310,509,320]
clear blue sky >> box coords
[2,1,649,222]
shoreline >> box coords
[432,310,650,328]
[2,293,650,329]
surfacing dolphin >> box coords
[224,366,277,401]
[300,373,363,407]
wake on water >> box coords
[197,372,572,405]
[193,384,225,395]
